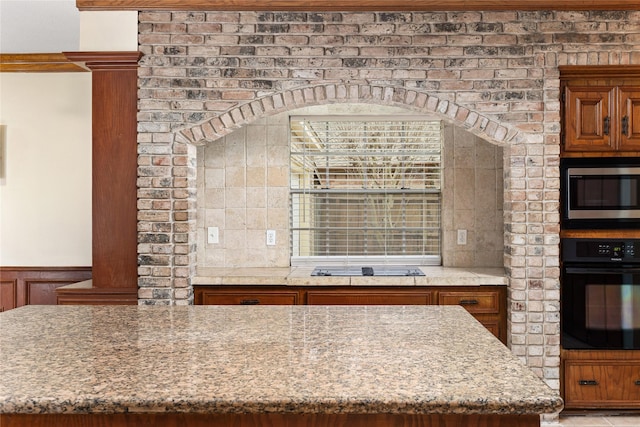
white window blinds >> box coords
[290,116,442,265]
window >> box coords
[290,116,442,265]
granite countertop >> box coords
[0,305,561,416]
[193,266,508,286]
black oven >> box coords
[562,238,640,350]
[561,157,640,229]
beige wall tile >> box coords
[225,166,246,188]
[246,167,266,187]
[198,107,503,269]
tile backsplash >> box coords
[196,104,503,270]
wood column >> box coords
[59,52,141,304]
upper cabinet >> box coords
[619,88,640,151]
[561,66,640,156]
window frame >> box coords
[289,115,443,266]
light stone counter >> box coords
[193,266,508,287]
[0,304,561,427]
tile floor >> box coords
[553,415,640,426]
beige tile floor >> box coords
[555,415,640,426]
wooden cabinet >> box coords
[194,285,506,344]
[564,85,640,152]
[306,288,432,305]
[561,66,640,155]
[437,290,500,313]
[563,86,614,152]
[618,88,640,150]
[563,350,640,409]
[437,290,504,342]
[559,67,640,410]
[195,286,299,305]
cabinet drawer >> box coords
[438,291,500,314]
[306,290,432,305]
[564,361,640,408]
[199,290,298,305]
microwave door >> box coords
[567,167,640,220]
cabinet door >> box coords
[564,86,615,152]
[564,361,640,408]
[306,289,432,305]
[618,87,640,151]
[197,289,298,305]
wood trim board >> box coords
[0,54,88,73]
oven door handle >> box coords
[565,267,640,274]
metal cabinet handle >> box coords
[635,380,640,386]
[579,380,599,386]
[622,115,630,137]
[240,299,260,305]
[459,299,479,305]
[604,116,610,135]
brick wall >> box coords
[137,9,640,392]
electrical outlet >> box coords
[457,229,467,245]
[266,230,276,246]
[207,227,219,244]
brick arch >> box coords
[175,83,527,147]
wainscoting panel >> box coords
[0,267,92,312]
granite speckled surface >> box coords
[193,266,508,286]
[0,305,561,416]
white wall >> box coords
[0,5,138,266]
[0,73,92,266]
[0,0,80,53]
[80,12,138,51]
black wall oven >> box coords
[562,238,640,350]
[561,157,640,229]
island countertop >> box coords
[0,304,561,420]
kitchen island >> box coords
[0,305,562,427]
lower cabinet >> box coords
[438,290,504,342]
[196,287,299,305]
[562,350,640,409]
[194,285,506,344]
[306,288,433,305]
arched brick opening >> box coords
[175,83,525,146]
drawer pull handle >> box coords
[459,299,479,305]
[622,115,630,137]
[579,380,599,386]
[240,299,260,305]
[635,380,640,386]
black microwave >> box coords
[561,157,640,229]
